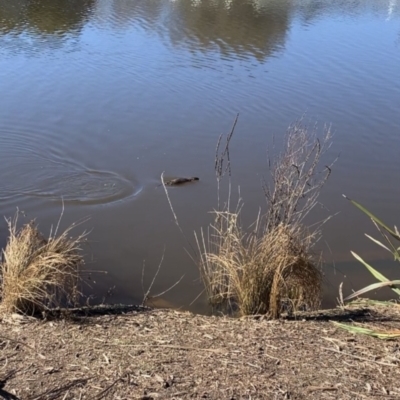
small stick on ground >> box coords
[27,378,90,400]
[0,336,46,359]
[93,378,124,400]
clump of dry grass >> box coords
[196,117,334,317]
[0,213,87,315]
[197,208,322,317]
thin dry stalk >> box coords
[0,212,87,315]
[141,249,166,306]
[263,118,334,232]
[215,113,239,211]
[160,172,183,234]
[141,248,185,307]
[196,117,333,317]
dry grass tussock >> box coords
[0,213,86,315]
[197,212,322,317]
[196,116,334,317]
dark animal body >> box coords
[163,177,199,186]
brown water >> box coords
[1,0,400,312]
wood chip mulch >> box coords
[1,303,400,399]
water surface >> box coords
[1,0,400,312]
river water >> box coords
[1,0,400,312]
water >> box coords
[0,0,399,312]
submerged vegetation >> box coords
[0,212,86,315]
[196,117,334,317]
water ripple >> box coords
[0,124,140,206]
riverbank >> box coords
[1,302,400,399]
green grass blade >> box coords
[345,280,400,301]
[365,234,391,253]
[333,322,400,339]
[351,252,400,296]
[348,299,400,307]
[351,252,389,282]
[343,195,400,241]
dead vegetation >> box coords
[0,212,86,315]
[196,116,334,317]
[1,303,400,399]
[197,216,322,317]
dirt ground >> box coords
[1,302,400,400]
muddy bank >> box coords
[1,303,400,399]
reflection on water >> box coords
[90,0,292,61]
[1,0,399,57]
[165,0,292,60]
[296,0,400,22]
[0,0,94,35]
[0,0,95,53]
[0,0,399,312]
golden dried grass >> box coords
[0,214,86,315]
[196,210,321,317]
[195,117,333,317]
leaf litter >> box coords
[1,301,400,399]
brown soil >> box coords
[1,302,400,400]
